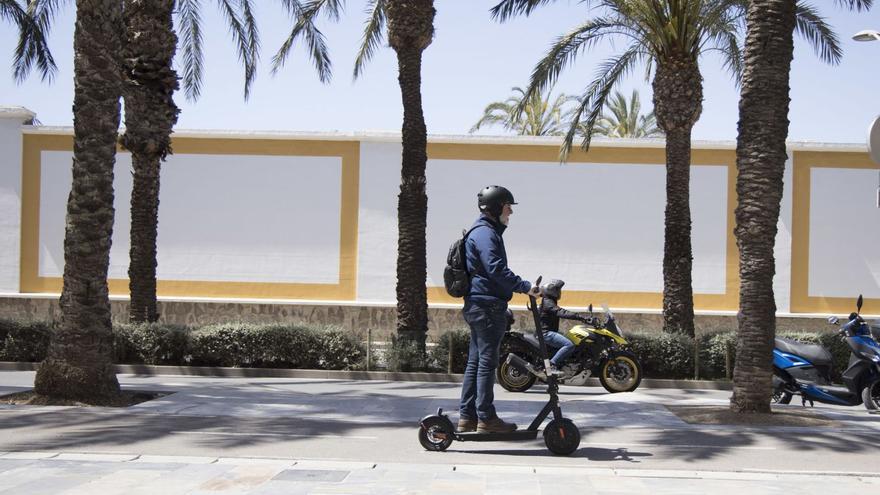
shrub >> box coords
[697,331,737,379]
[0,319,52,362]
[627,331,694,379]
[113,323,189,365]
[385,336,431,372]
[315,327,366,370]
[429,329,470,373]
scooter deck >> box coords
[455,430,539,442]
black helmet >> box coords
[542,279,565,299]
[478,185,517,217]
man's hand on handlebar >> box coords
[527,286,542,298]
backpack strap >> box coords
[461,224,488,279]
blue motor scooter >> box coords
[772,295,880,410]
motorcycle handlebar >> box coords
[839,316,863,336]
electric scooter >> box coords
[417,277,582,456]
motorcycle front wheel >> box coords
[497,352,537,392]
[862,378,880,410]
[599,351,642,393]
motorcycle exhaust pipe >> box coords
[506,353,543,378]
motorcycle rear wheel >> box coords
[862,378,880,410]
[497,353,537,392]
[771,390,793,404]
[599,351,642,393]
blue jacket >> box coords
[465,214,532,303]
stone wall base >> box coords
[0,295,836,342]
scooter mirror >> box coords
[858,294,864,313]
[588,304,593,314]
[828,316,840,325]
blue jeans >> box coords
[459,299,508,421]
[543,331,575,366]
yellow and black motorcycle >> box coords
[497,304,642,393]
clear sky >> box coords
[1,1,879,144]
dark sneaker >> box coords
[477,416,517,433]
[457,417,477,433]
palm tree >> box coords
[121,0,181,324]
[31,0,125,401]
[274,0,436,353]
[122,0,257,323]
[470,86,573,136]
[492,0,746,337]
[731,0,873,413]
[22,0,259,323]
[592,90,662,138]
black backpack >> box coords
[443,226,481,297]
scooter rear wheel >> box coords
[862,378,880,410]
[418,416,454,452]
[544,418,581,455]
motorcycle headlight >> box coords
[871,354,880,364]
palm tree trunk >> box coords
[652,57,702,338]
[386,0,435,351]
[730,0,796,414]
[662,127,696,337]
[34,0,123,400]
[121,0,179,323]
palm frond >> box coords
[794,2,842,65]
[353,0,386,79]
[490,0,558,22]
[237,0,260,99]
[519,17,626,118]
[833,0,873,11]
[176,0,205,101]
[272,0,333,83]
[561,47,642,160]
[10,0,59,82]
[216,0,258,98]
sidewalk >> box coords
[2,371,880,494]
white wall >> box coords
[356,141,401,302]
[0,109,32,292]
[425,159,728,295]
[6,119,873,314]
[809,167,880,298]
[38,150,343,284]
[773,155,795,313]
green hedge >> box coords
[1,319,365,370]
[1,316,856,378]
[429,327,855,380]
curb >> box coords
[0,361,732,390]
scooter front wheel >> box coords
[862,378,880,410]
[418,416,454,451]
[544,418,581,455]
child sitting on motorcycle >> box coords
[539,279,593,375]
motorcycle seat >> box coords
[775,337,833,366]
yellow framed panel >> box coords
[790,150,878,314]
[20,133,360,300]
[425,143,740,311]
